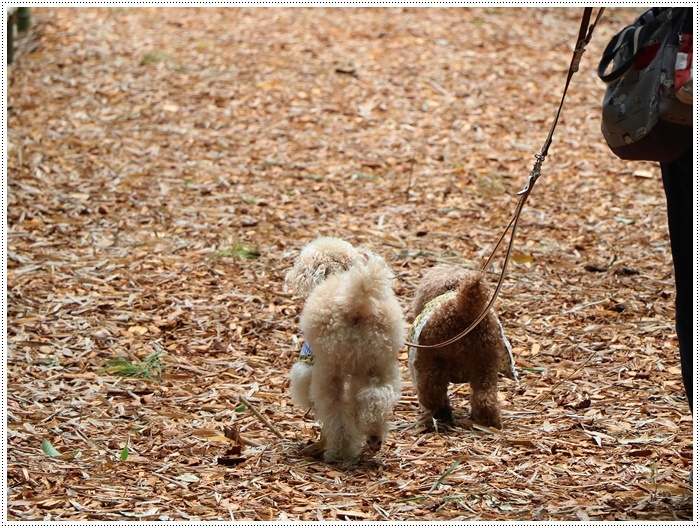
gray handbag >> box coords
[598,7,692,162]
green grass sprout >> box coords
[101,350,165,379]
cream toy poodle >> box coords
[408,265,517,429]
[286,237,404,462]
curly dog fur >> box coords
[286,237,404,462]
[285,237,367,298]
[408,265,516,429]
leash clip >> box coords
[518,153,545,195]
[571,42,587,73]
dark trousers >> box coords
[661,147,694,410]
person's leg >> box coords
[661,147,694,410]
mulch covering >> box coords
[6,7,693,521]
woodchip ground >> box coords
[6,7,694,521]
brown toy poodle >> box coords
[408,265,517,429]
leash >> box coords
[406,7,605,350]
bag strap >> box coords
[597,13,660,83]
[598,7,688,84]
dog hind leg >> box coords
[416,370,453,421]
[469,373,502,429]
[321,411,364,462]
[355,384,399,451]
[311,372,363,461]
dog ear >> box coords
[286,257,347,297]
[285,266,316,297]
[286,237,374,296]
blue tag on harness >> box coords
[300,342,312,357]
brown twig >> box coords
[239,395,284,439]
[404,154,416,202]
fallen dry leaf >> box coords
[7,6,691,522]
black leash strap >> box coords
[407,7,605,350]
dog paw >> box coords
[366,434,383,452]
[323,450,360,464]
[432,405,454,422]
[471,412,502,430]
[299,438,326,458]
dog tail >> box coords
[455,271,492,324]
[342,254,395,310]
[300,253,405,363]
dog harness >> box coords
[298,341,314,365]
[408,290,518,381]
